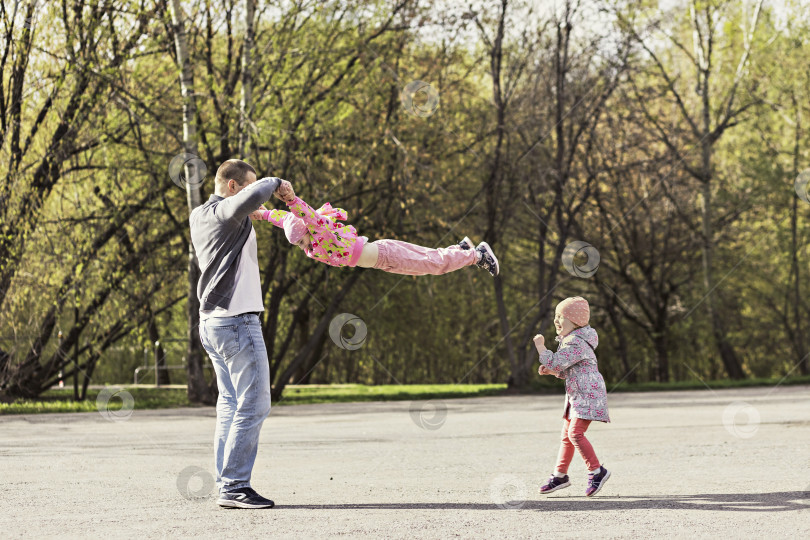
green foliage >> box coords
[1,0,809,399]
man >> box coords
[189,159,293,509]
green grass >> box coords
[604,374,810,393]
[0,384,506,415]
[2,375,809,415]
[0,387,192,415]
[528,373,810,393]
[275,383,507,405]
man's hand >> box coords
[533,333,546,353]
[274,180,295,203]
[250,204,267,221]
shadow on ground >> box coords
[279,492,810,512]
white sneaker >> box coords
[458,236,475,250]
[475,242,499,276]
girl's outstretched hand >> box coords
[533,333,546,353]
[250,204,268,221]
[538,365,552,376]
[275,180,295,203]
[250,204,267,220]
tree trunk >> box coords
[271,272,362,401]
[482,0,519,387]
[789,94,807,375]
[699,158,743,378]
[494,274,520,386]
[299,335,327,385]
[146,308,171,386]
[695,19,744,379]
[603,290,636,383]
[170,0,214,404]
[238,0,255,158]
[652,331,669,383]
[700,175,743,378]
[290,302,310,383]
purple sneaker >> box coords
[539,474,571,495]
[585,466,611,497]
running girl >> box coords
[533,296,611,496]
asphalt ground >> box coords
[1,385,809,538]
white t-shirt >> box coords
[200,227,264,320]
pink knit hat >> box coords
[556,296,590,327]
[282,214,308,245]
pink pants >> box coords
[555,417,600,473]
[371,239,477,275]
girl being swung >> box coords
[252,182,500,277]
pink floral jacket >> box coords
[261,196,367,268]
[538,326,610,423]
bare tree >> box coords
[617,0,765,378]
[507,0,627,387]
[586,104,701,382]
[471,0,520,386]
[787,93,808,375]
[0,0,177,398]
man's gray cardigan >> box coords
[189,177,281,311]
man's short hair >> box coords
[215,159,256,188]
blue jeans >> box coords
[199,313,271,494]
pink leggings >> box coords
[371,239,477,275]
[556,417,600,473]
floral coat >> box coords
[538,326,610,423]
[262,196,367,267]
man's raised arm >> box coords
[217,177,282,223]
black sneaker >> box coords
[217,487,275,509]
[458,236,475,250]
[539,474,571,494]
[585,466,611,497]
[475,242,499,276]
